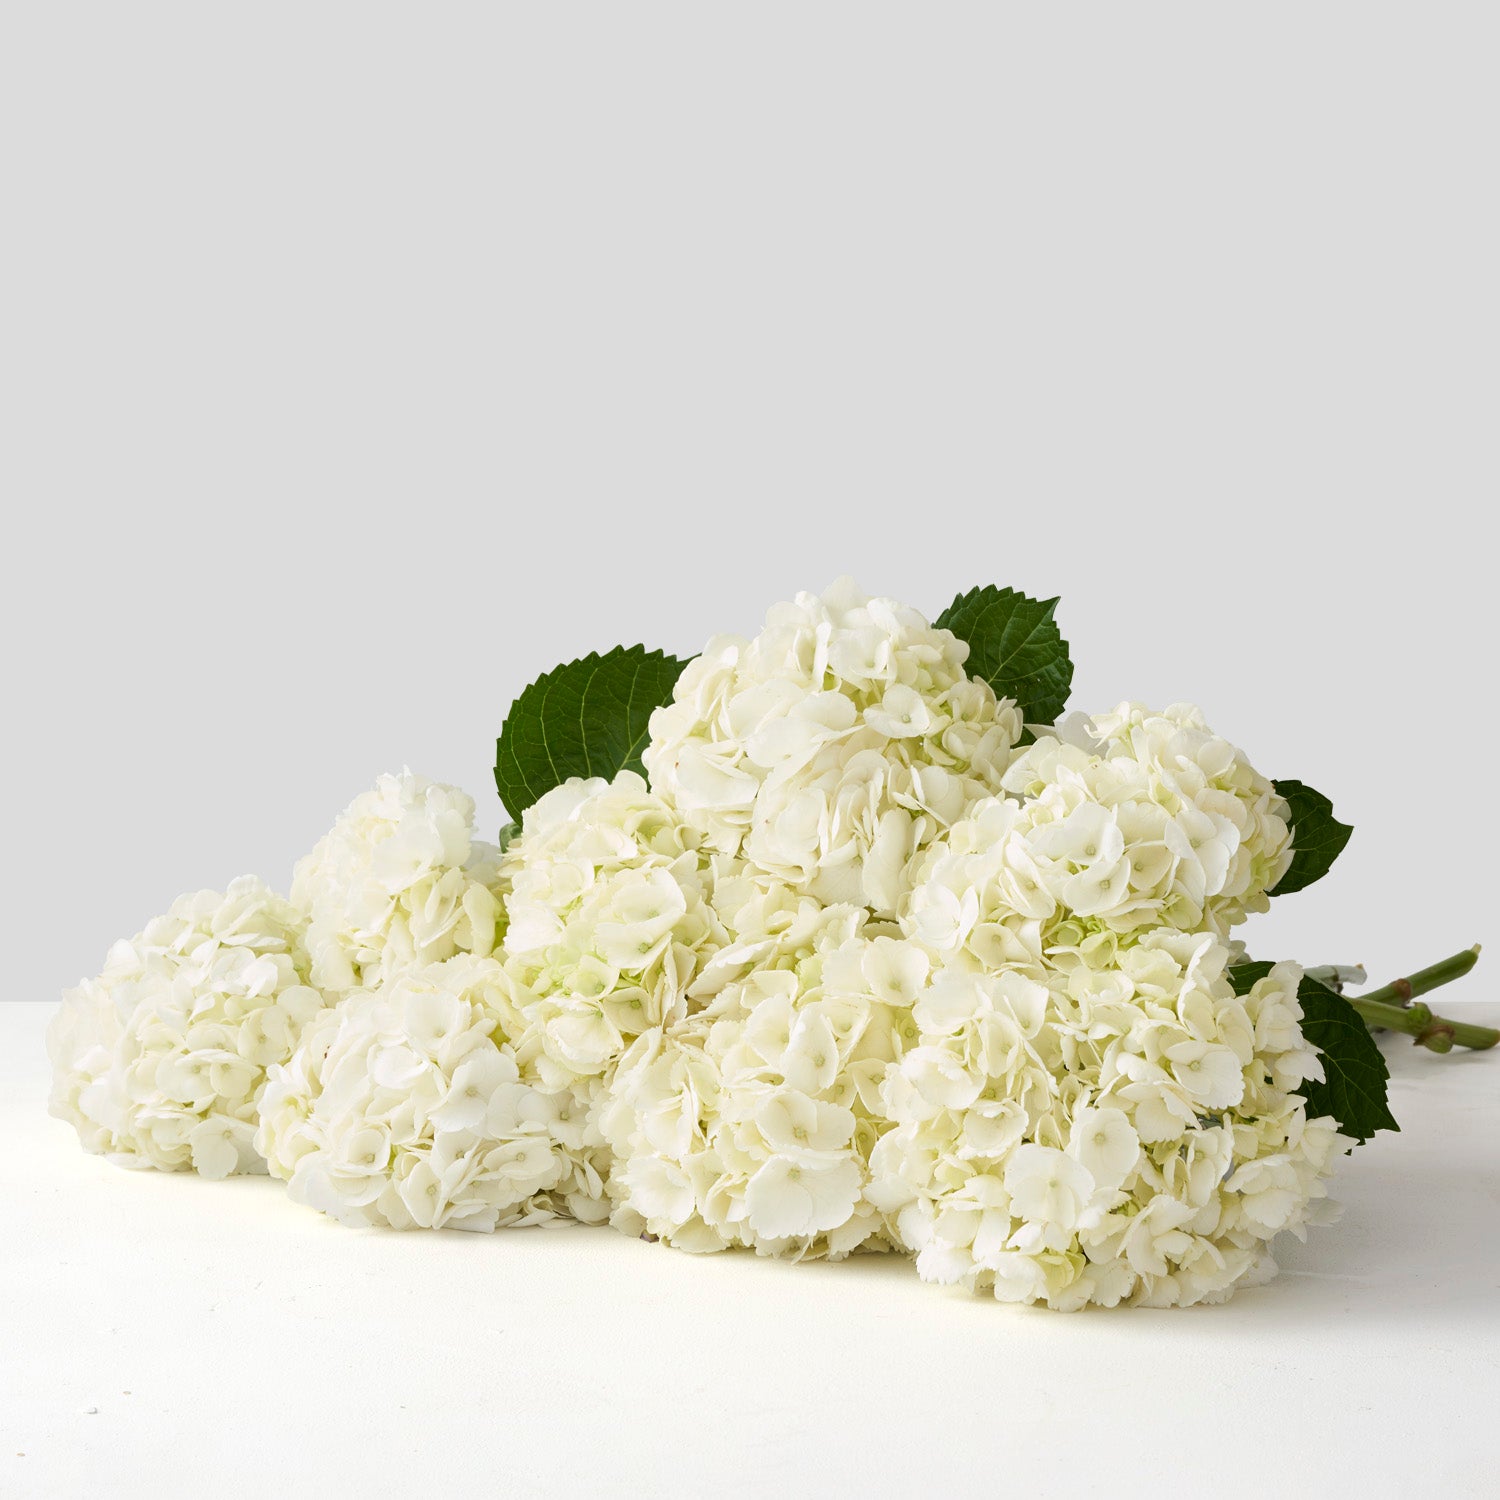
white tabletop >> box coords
[5,999,1497,1500]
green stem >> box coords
[1346,946,1494,1052]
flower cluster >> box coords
[53,582,1367,1312]
[992,703,1294,941]
[256,956,592,1230]
[48,877,328,1178]
[496,771,730,1108]
[291,770,505,995]
[644,579,1022,918]
[868,938,1342,1308]
[601,934,929,1257]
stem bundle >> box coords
[1348,946,1494,1052]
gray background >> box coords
[3,8,1493,1012]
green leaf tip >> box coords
[935,585,1074,727]
[494,644,689,822]
[1271,779,1354,896]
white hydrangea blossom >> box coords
[497,772,732,1121]
[291,770,504,995]
[48,877,328,1178]
[868,937,1345,1309]
[954,702,1295,950]
[644,579,1023,919]
[600,933,930,1258]
[256,955,605,1230]
[1020,705,1290,936]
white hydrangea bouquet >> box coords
[50,581,1491,1309]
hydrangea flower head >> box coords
[600,931,929,1257]
[48,876,329,1178]
[905,702,1294,965]
[497,771,731,1101]
[291,770,504,995]
[644,579,1023,919]
[868,937,1344,1308]
[256,955,604,1230]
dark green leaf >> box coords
[1271,779,1353,895]
[935,585,1073,726]
[1227,961,1276,994]
[494,645,688,822]
[1228,964,1397,1143]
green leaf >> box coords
[1296,976,1398,1142]
[1227,961,1276,993]
[494,645,688,822]
[1228,964,1397,1143]
[1271,779,1353,895]
[935,585,1073,726]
